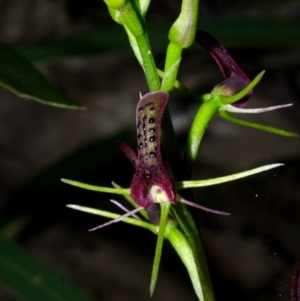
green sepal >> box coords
[61,178,130,195]
[67,204,155,231]
[177,163,284,189]
[219,110,298,137]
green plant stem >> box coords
[164,42,182,71]
[161,42,183,91]
[185,99,219,174]
[161,96,216,301]
[135,34,161,91]
[166,219,215,301]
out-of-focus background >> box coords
[0,0,299,300]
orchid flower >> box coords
[194,30,297,135]
[62,91,283,297]
[196,29,292,112]
[183,30,297,172]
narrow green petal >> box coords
[177,163,283,189]
[66,204,155,231]
[219,110,298,137]
[61,178,130,195]
[150,202,171,296]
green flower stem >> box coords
[185,98,220,174]
[66,204,155,231]
[160,80,215,301]
[161,43,182,91]
[161,58,181,92]
[61,178,130,195]
[166,220,215,301]
[150,202,171,296]
[68,202,214,301]
[164,42,182,71]
[219,110,298,137]
[106,1,160,91]
[177,163,284,189]
[135,33,160,91]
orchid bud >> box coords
[168,0,199,48]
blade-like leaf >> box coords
[0,235,96,301]
[0,41,81,109]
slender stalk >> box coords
[185,99,219,174]
[135,33,161,91]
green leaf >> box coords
[0,41,81,109]
[0,235,96,301]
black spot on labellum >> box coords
[149,128,155,133]
[150,107,155,112]
[137,134,142,140]
[149,118,155,124]
[137,122,142,129]
[149,152,156,158]
[149,136,156,142]
[138,106,144,112]
[138,143,143,149]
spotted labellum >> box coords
[120,91,175,209]
[118,91,230,221]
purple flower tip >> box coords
[196,29,253,107]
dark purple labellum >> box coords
[118,92,231,216]
[129,91,175,208]
[196,29,253,107]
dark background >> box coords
[0,0,299,300]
